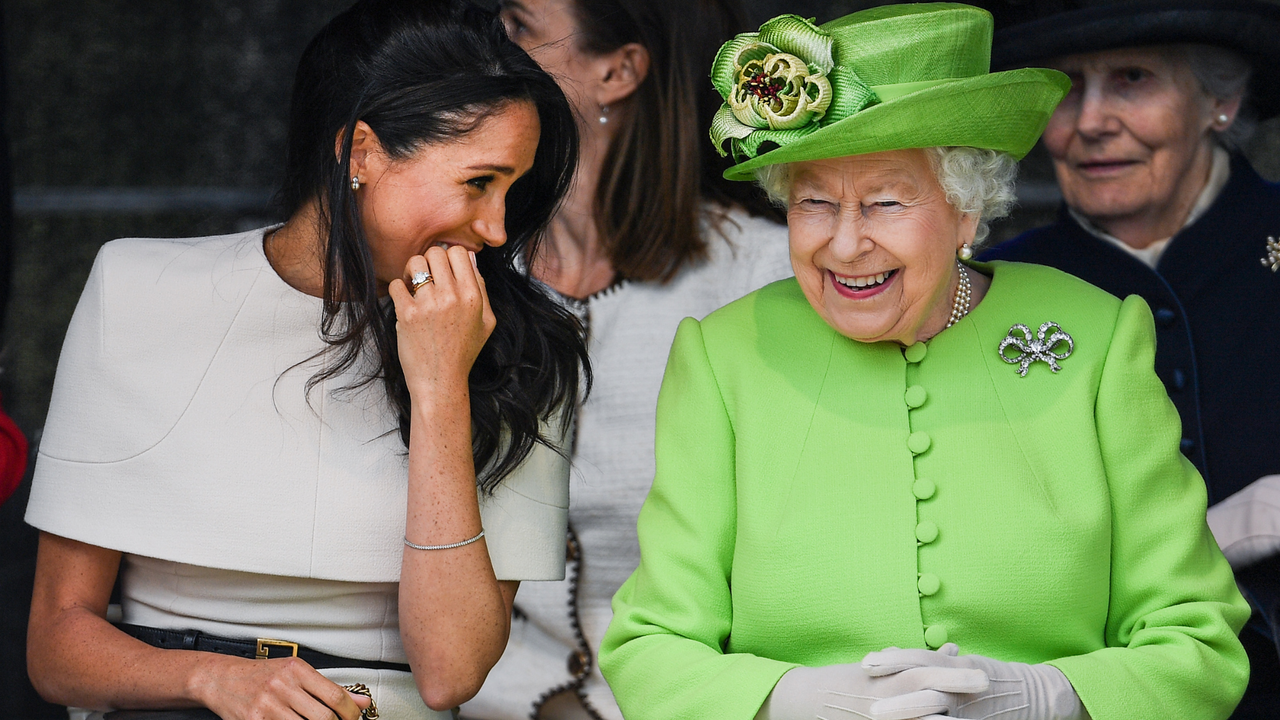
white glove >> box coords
[755,654,989,720]
[1206,474,1280,569]
[861,644,1088,720]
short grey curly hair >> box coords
[753,147,1019,247]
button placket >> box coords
[904,342,944,643]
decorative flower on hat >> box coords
[710,15,874,161]
[731,52,830,130]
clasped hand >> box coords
[388,245,495,396]
[761,644,1085,720]
[1206,473,1280,569]
[194,655,371,720]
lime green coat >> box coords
[599,262,1249,720]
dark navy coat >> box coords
[982,153,1279,716]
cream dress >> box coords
[27,228,571,719]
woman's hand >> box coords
[391,244,513,708]
[388,245,495,398]
[1206,474,1280,569]
[861,644,1087,720]
[29,532,370,720]
[755,658,988,720]
[190,655,370,720]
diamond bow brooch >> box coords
[999,322,1074,377]
[1262,236,1280,272]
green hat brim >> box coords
[723,67,1069,181]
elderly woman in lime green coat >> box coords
[599,5,1249,720]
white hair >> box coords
[754,163,794,209]
[1177,43,1255,149]
[753,146,1019,247]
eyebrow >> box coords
[499,0,528,12]
[467,164,518,175]
[862,178,915,193]
[793,174,912,194]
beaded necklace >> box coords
[944,262,972,329]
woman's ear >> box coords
[336,121,381,185]
[959,211,981,247]
[1209,93,1243,132]
[595,42,650,107]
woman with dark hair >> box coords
[461,1,790,718]
[25,1,585,718]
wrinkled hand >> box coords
[192,655,371,720]
[388,245,495,398]
[756,656,988,720]
[1207,474,1280,569]
[862,644,1086,720]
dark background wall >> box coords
[2,1,1279,717]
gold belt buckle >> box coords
[255,638,300,659]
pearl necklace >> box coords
[944,262,972,329]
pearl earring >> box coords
[958,243,973,261]
[351,176,361,191]
[599,104,610,125]
[1217,113,1230,125]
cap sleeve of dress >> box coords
[479,413,572,581]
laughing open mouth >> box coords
[834,269,897,290]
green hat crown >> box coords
[710,3,1070,180]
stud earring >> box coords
[958,243,973,261]
[351,176,361,191]
[1217,113,1230,125]
[599,104,610,125]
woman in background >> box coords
[462,1,790,718]
[981,3,1280,714]
[26,1,585,717]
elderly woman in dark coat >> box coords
[980,3,1280,716]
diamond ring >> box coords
[409,271,434,293]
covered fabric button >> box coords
[904,342,927,363]
[904,385,927,408]
[924,625,949,648]
[916,521,939,543]
[907,431,931,454]
[918,573,940,596]
[568,649,589,676]
[912,478,936,500]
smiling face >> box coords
[787,149,977,345]
[1041,47,1224,246]
[355,101,540,293]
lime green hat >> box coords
[710,3,1070,181]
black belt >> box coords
[117,623,412,673]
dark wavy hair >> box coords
[570,0,784,283]
[278,0,587,492]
